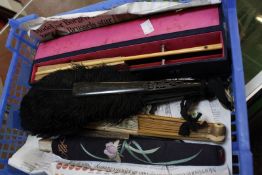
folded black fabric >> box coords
[52,136,225,166]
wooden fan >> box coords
[85,114,226,143]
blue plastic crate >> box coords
[0,0,253,174]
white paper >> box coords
[21,0,221,41]
[210,0,221,4]
[8,136,51,175]
[141,19,155,35]
[49,162,229,175]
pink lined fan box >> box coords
[31,5,227,82]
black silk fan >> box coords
[20,65,231,137]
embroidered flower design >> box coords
[81,140,200,165]
[104,140,121,162]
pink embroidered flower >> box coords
[104,140,121,162]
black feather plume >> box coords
[20,66,145,137]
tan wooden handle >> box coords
[138,115,226,143]
[36,43,222,76]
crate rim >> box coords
[0,0,253,175]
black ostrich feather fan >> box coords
[20,65,232,137]
[20,66,145,137]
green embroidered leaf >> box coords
[129,141,160,154]
[125,142,152,163]
[80,143,110,161]
[125,141,202,166]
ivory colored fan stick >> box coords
[37,61,125,73]
[34,61,125,81]
[36,43,222,76]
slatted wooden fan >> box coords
[85,114,226,143]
